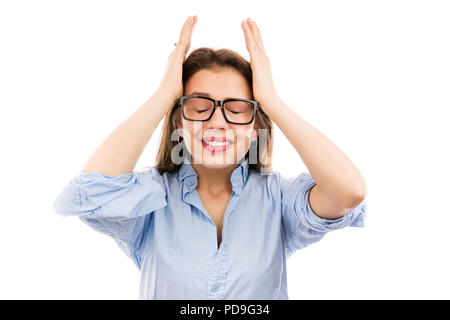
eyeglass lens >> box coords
[183,97,254,124]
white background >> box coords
[1,0,449,299]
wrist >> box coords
[258,95,283,115]
[146,88,179,115]
[156,86,181,102]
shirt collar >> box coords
[177,157,250,195]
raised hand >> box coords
[241,18,279,108]
[158,15,198,101]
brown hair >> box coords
[154,47,273,174]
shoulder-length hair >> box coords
[154,47,273,174]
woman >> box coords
[53,15,367,299]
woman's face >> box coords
[178,68,258,169]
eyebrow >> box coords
[189,91,243,100]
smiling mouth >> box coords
[201,138,233,152]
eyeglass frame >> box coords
[178,95,260,125]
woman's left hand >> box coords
[241,18,279,109]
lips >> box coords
[202,136,233,143]
[201,136,233,152]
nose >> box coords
[206,105,229,129]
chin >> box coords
[191,152,234,168]
[199,161,235,170]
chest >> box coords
[146,192,285,298]
[197,190,232,248]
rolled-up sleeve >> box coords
[280,172,367,259]
[52,167,167,269]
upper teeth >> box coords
[204,140,230,146]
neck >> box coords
[191,162,239,195]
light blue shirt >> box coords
[53,157,367,299]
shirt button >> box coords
[187,180,194,186]
[211,283,220,293]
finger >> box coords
[187,15,197,47]
[184,15,197,53]
[182,16,192,45]
[242,21,258,64]
[178,17,189,43]
[191,15,198,32]
[241,19,257,53]
[250,19,264,49]
[241,20,249,49]
[247,18,266,52]
[177,16,192,47]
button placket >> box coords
[211,283,220,293]
[207,244,228,299]
[177,157,248,299]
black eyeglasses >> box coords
[178,95,259,125]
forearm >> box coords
[262,97,367,207]
[82,89,175,176]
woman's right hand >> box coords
[158,15,198,102]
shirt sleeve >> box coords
[279,171,367,259]
[52,167,167,269]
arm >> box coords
[82,15,198,176]
[242,18,366,220]
[54,16,198,268]
[262,97,366,219]
[82,89,175,175]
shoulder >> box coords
[248,169,315,196]
[246,168,283,196]
[137,165,181,195]
[248,168,284,185]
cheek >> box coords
[232,125,255,156]
[180,121,203,151]
[234,125,254,144]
